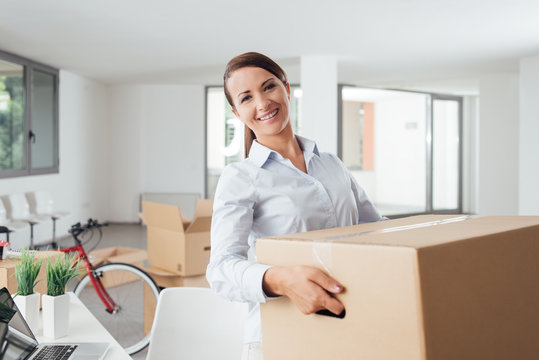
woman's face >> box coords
[227,66,291,139]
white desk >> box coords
[35,292,132,360]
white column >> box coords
[519,57,539,215]
[299,56,338,154]
[477,74,519,215]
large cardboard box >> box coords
[142,266,209,334]
[140,200,212,276]
[257,215,539,360]
[88,247,147,288]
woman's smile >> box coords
[258,109,279,121]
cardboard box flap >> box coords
[193,199,213,220]
[260,215,539,249]
[141,201,185,232]
[187,217,212,233]
[260,215,460,244]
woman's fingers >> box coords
[307,268,344,294]
[263,265,345,315]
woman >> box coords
[206,52,385,360]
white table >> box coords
[35,292,132,360]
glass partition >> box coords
[340,86,462,217]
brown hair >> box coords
[223,52,288,157]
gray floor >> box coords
[58,222,149,360]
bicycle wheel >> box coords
[73,263,160,355]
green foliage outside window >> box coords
[0,75,25,171]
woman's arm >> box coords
[206,165,271,303]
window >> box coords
[0,50,59,178]
[205,85,302,199]
[339,86,462,217]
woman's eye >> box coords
[240,95,251,104]
[264,83,276,91]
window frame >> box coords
[0,49,59,178]
[338,85,463,217]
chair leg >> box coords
[51,217,58,249]
[29,223,35,250]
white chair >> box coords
[146,287,248,360]
[26,191,70,247]
[7,193,52,248]
[0,198,31,247]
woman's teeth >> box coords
[260,109,278,120]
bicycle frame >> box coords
[60,242,118,313]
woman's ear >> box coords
[286,82,291,100]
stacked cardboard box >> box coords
[257,215,539,360]
[139,199,213,334]
[88,247,147,288]
[140,199,212,278]
[0,251,60,297]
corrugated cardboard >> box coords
[140,200,212,276]
[143,266,209,334]
[257,215,539,360]
[88,247,147,288]
[0,251,60,297]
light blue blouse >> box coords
[206,136,384,343]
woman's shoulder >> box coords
[221,158,258,179]
[214,160,258,204]
[318,151,345,167]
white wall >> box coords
[0,71,110,236]
[461,96,480,214]
[519,57,539,215]
[107,85,205,222]
[477,73,520,215]
[300,56,338,154]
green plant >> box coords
[46,253,81,297]
[14,249,42,296]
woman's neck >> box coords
[256,126,302,160]
[256,125,307,173]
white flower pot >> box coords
[42,293,70,339]
[13,292,40,333]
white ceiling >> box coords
[1,0,538,93]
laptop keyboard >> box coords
[33,345,78,360]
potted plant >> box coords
[13,249,42,332]
[42,253,80,339]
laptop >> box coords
[0,287,110,360]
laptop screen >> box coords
[0,287,38,359]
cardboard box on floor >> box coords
[143,266,209,334]
[88,247,147,288]
[139,200,212,276]
[257,215,539,360]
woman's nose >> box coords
[256,95,270,111]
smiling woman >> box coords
[206,52,385,360]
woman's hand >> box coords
[262,266,345,316]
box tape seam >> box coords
[311,215,471,276]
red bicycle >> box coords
[62,219,160,355]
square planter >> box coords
[42,293,70,339]
[13,292,40,333]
